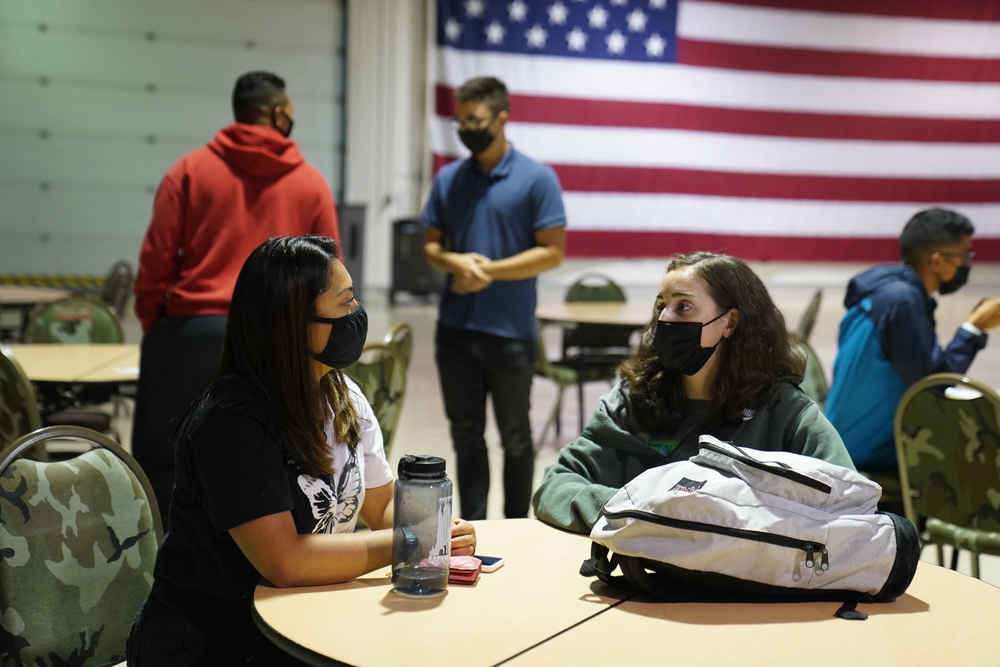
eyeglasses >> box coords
[938,250,975,264]
[448,114,496,132]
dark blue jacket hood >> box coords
[844,264,930,311]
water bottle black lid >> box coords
[398,455,447,480]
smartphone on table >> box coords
[474,555,505,572]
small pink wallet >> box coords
[448,555,482,585]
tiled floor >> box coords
[117,258,1000,586]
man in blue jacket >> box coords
[826,208,1000,471]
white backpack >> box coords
[583,435,920,618]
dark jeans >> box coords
[127,597,308,666]
[131,315,226,525]
[434,324,536,520]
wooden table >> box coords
[509,560,1000,666]
[0,286,70,340]
[5,343,139,383]
[253,519,630,666]
[254,519,1000,667]
[535,302,653,328]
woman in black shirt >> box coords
[127,235,476,665]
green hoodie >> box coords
[531,380,854,535]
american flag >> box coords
[429,0,1000,261]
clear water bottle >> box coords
[392,455,453,597]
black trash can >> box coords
[390,218,444,305]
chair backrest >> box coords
[795,289,823,342]
[894,372,1000,533]
[535,322,555,376]
[341,343,407,456]
[100,260,134,317]
[22,294,124,344]
[564,272,627,303]
[790,335,828,408]
[563,273,632,353]
[0,425,162,666]
[383,322,413,374]
[0,344,43,448]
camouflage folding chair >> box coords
[558,273,633,433]
[22,294,124,345]
[383,322,413,375]
[0,426,163,666]
[0,344,42,452]
[533,321,623,450]
[894,372,1000,578]
[99,260,135,318]
[790,334,828,409]
[794,288,823,342]
[341,343,407,457]
[21,295,126,439]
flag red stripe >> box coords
[433,86,1000,143]
[552,165,1000,202]
[432,154,1000,203]
[696,0,1000,21]
[566,230,1000,262]
[678,39,1000,83]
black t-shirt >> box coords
[150,376,392,628]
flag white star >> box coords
[645,32,667,57]
[445,18,464,42]
[605,29,626,55]
[525,23,548,48]
[588,4,609,29]
[610,0,627,5]
[649,0,668,9]
[465,0,486,19]
[485,20,506,44]
[548,1,569,25]
[626,8,648,32]
[508,0,528,22]
[566,26,588,51]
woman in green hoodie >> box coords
[532,252,853,534]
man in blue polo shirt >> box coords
[421,76,566,520]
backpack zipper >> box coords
[603,508,830,573]
[699,442,832,494]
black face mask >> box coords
[652,310,729,376]
[312,304,368,369]
[273,109,294,138]
[938,264,970,295]
[458,127,495,154]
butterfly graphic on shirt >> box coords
[297,444,361,534]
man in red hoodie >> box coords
[132,71,341,521]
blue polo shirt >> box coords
[421,146,566,342]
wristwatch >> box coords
[396,525,419,562]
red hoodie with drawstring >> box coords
[134,123,341,332]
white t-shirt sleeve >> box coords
[345,376,394,489]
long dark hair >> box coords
[214,234,359,478]
[619,251,804,433]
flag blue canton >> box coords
[437,0,679,63]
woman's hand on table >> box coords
[450,518,477,556]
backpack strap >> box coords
[581,544,688,601]
[616,555,689,602]
[580,543,621,586]
[834,602,869,621]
